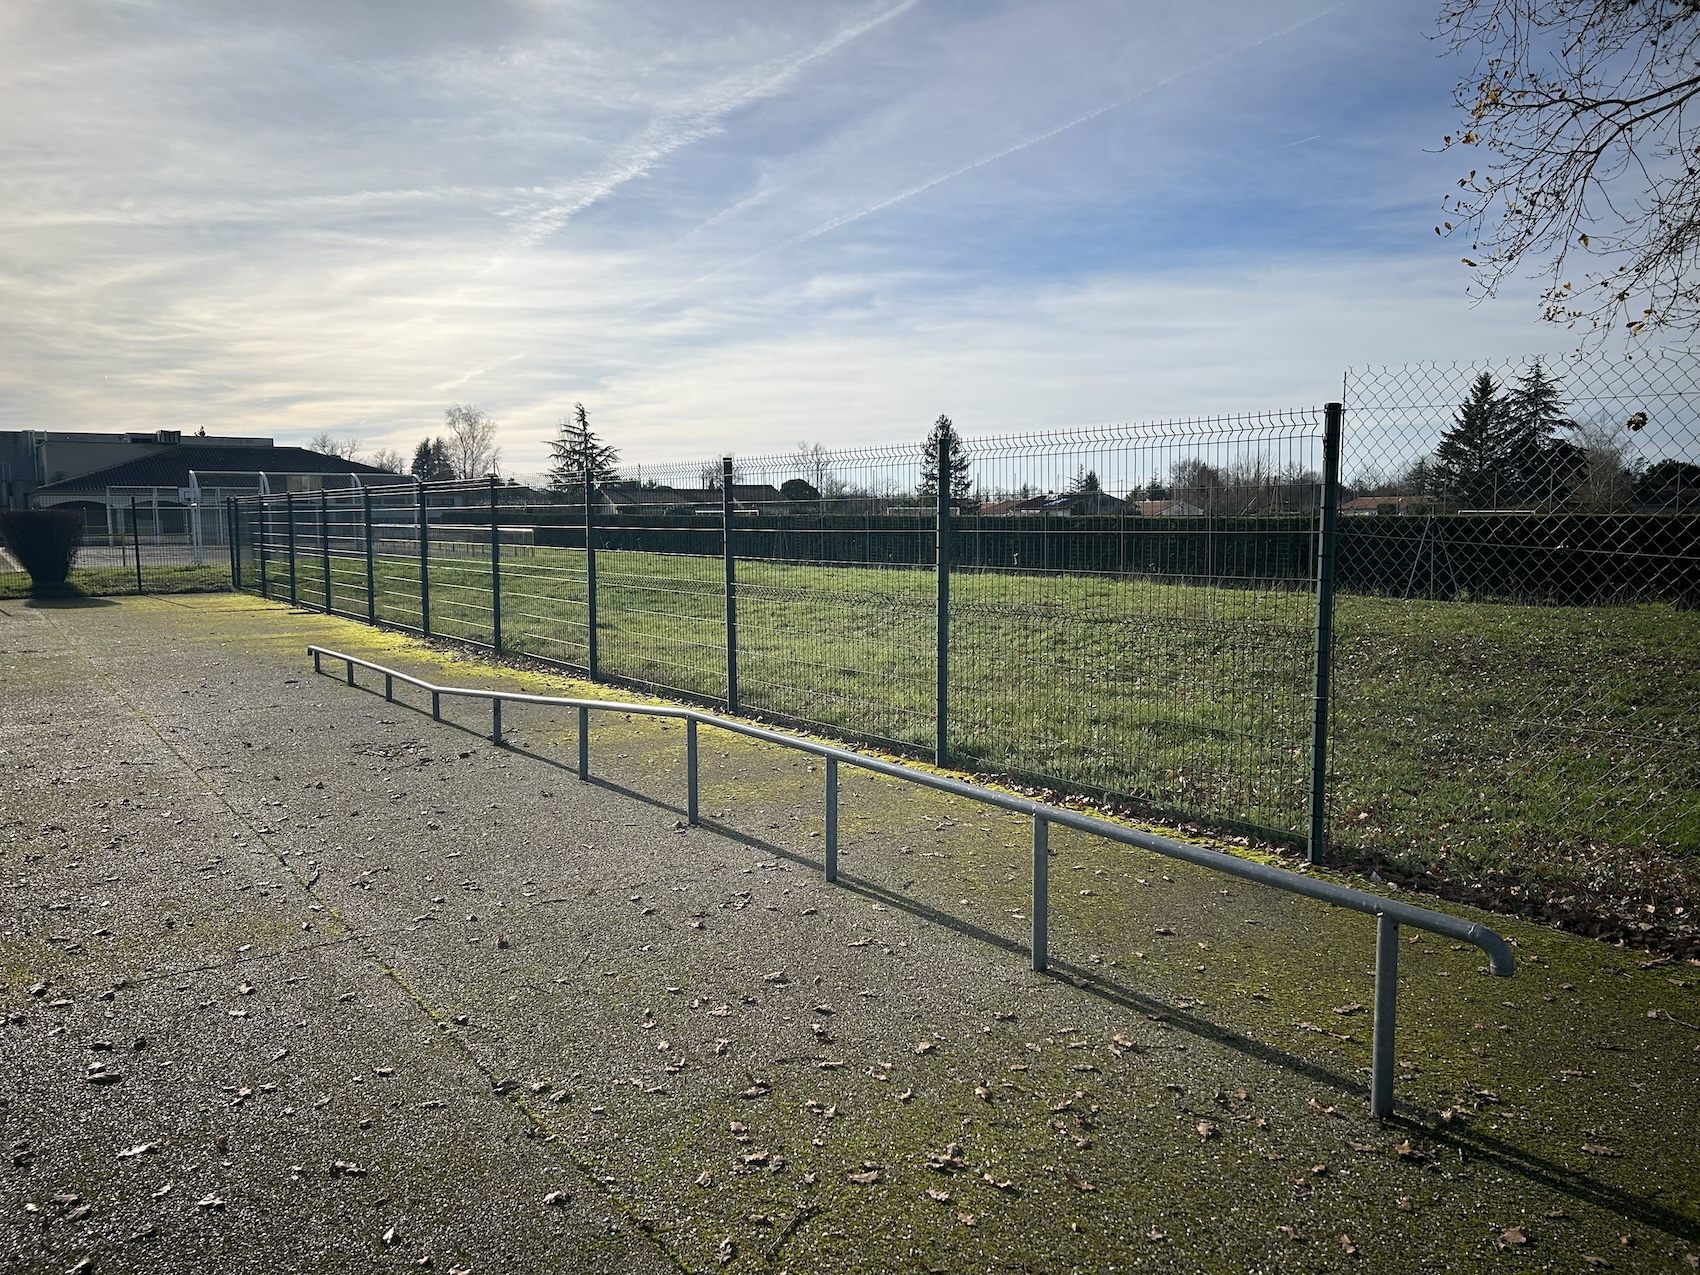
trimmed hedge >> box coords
[0,509,85,587]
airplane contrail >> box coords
[674,2,1354,294]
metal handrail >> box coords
[307,644,1512,1117]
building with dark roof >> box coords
[26,437,407,541]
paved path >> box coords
[2,594,1696,1273]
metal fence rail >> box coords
[222,353,1695,930]
[308,642,1513,1118]
[240,410,1341,860]
[0,497,233,597]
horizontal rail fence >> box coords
[1,498,233,597]
[236,412,1339,852]
[308,643,1514,1119]
[1335,352,1700,883]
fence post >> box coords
[686,717,699,825]
[418,483,432,637]
[227,498,240,589]
[1308,402,1343,864]
[257,499,269,599]
[578,705,590,779]
[825,758,838,884]
[1031,814,1048,971]
[935,432,952,768]
[489,474,502,652]
[1370,912,1399,1117]
[584,466,599,679]
[320,490,333,613]
[129,496,144,594]
[363,487,376,622]
[285,491,298,606]
[723,457,739,714]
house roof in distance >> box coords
[34,445,396,494]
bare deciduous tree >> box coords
[1436,0,1700,338]
[443,405,500,479]
[368,447,406,474]
[308,432,364,462]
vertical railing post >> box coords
[285,491,298,606]
[825,758,839,884]
[1031,814,1048,971]
[320,490,333,613]
[257,499,270,599]
[686,718,699,825]
[227,498,240,588]
[578,705,590,779]
[935,432,952,767]
[1370,913,1399,1118]
[364,488,376,623]
[584,466,599,679]
[491,696,503,745]
[418,483,432,637]
[722,457,738,714]
[130,497,144,594]
[489,473,502,652]
[1308,402,1342,864]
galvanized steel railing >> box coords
[307,644,1512,1117]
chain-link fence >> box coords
[0,497,233,598]
[1334,351,1699,897]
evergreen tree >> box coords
[409,437,455,482]
[1503,360,1583,506]
[546,404,619,492]
[1068,468,1102,495]
[918,414,972,502]
[1433,372,1514,509]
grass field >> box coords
[246,541,1700,905]
[0,563,231,600]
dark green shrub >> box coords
[0,510,85,587]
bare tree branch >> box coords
[1436,0,1700,338]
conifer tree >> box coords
[918,414,972,503]
[547,404,619,492]
[1433,372,1514,508]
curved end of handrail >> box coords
[1469,924,1516,977]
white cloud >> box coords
[0,0,1627,476]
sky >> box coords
[0,0,1648,477]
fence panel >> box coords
[728,446,937,752]
[1337,353,1700,882]
[954,413,1328,844]
[1,500,234,598]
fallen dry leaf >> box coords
[1196,1121,1218,1140]
[926,1188,951,1202]
[913,1041,935,1055]
[1581,1143,1622,1158]
[1338,1233,1357,1255]
[716,1237,736,1265]
[1501,1227,1528,1246]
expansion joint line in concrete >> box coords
[37,609,689,1274]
